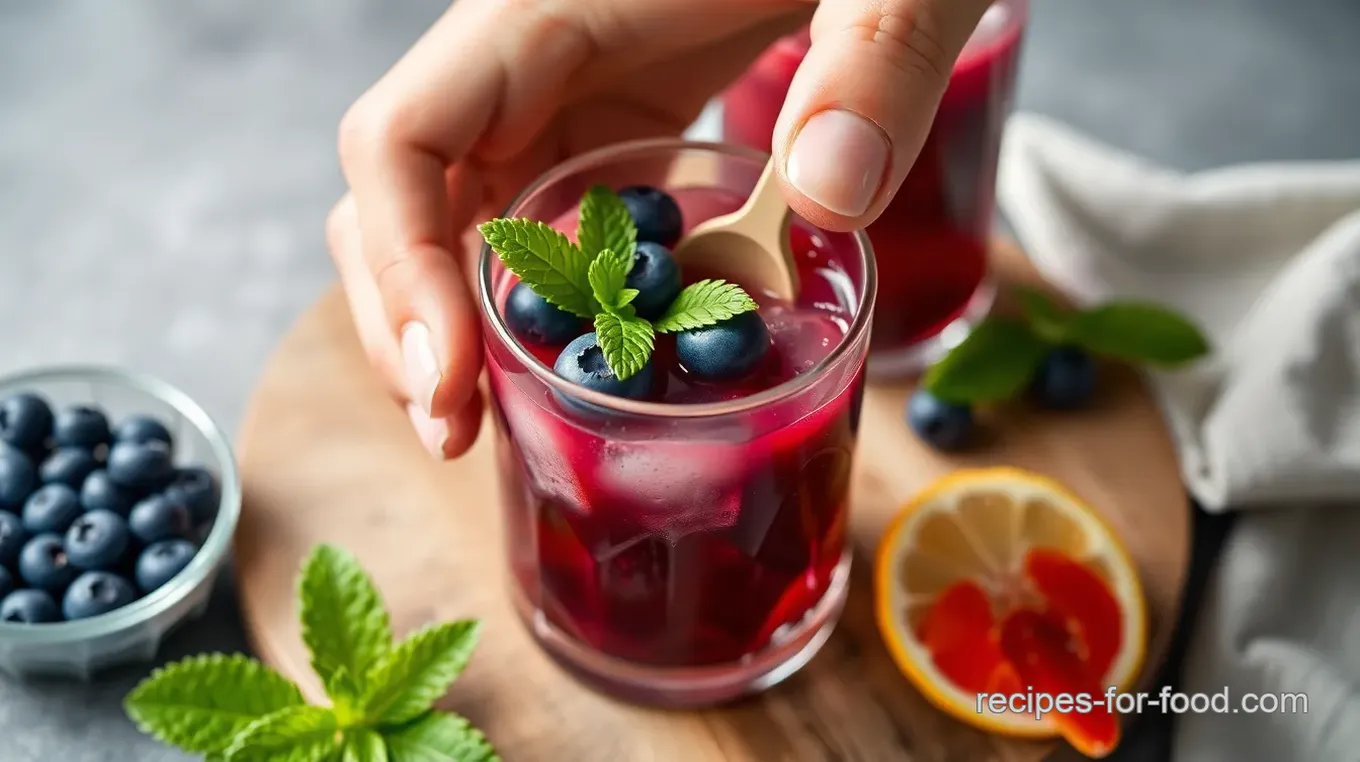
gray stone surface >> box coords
[0,0,1356,760]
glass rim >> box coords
[0,364,241,643]
[478,137,877,419]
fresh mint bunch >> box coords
[124,545,497,762]
[924,287,1210,404]
[478,185,760,381]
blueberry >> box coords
[39,447,98,488]
[675,311,770,382]
[128,495,192,544]
[62,571,139,620]
[0,393,53,453]
[53,405,112,450]
[553,332,654,401]
[0,511,25,566]
[114,415,173,448]
[163,467,219,525]
[619,186,683,247]
[107,440,174,490]
[906,389,974,451]
[135,539,197,593]
[81,469,135,516]
[18,534,77,593]
[22,484,82,535]
[505,282,584,345]
[1032,347,1098,410]
[64,510,131,571]
[624,242,682,320]
[0,566,13,599]
[0,589,60,623]
[0,445,37,510]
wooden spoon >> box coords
[672,157,799,301]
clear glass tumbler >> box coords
[478,139,876,706]
[722,0,1028,377]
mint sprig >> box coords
[924,287,1211,404]
[478,186,760,382]
[124,545,498,762]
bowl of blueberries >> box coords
[0,366,239,679]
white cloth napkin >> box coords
[997,113,1360,762]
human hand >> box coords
[327,0,996,459]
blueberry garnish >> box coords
[675,311,770,382]
[0,445,37,510]
[0,567,13,599]
[0,511,26,567]
[81,469,135,516]
[128,494,193,545]
[39,447,98,488]
[22,483,82,535]
[163,467,219,525]
[906,389,974,451]
[64,510,132,572]
[553,332,654,401]
[1031,347,1098,410]
[0,589,60,623]
[53,405,111,450]
[505,282,583,345]
[625,242,682,321]
[62,571,139,620]
[619,185,683,247]
[135,539,198,593]
[0,393,53,453]
[107,439,174,490]
[18,534,78,593]
[114,415,173,448]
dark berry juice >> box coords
[479,149,874,705]
[722,2,1025,371]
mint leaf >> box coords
[225,706,339,762]
[478,219,598,318]
[299,544,392,695]
[124,653,305,755]
[1016,288,1072,344]
[615,288,640,308]
[327,667,363,727]
[343,728,390,762]
[594,310,655,381]
[588,247,633,312]
[385,712,500,762]
[360,620,482,726]
[923,317,1050,403]
[653,280,759,333]
[1066,301,1210,366]
[577,185,637,260]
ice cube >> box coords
[764,306,847,377]
[596,440,747,542]
[499,391,594,514]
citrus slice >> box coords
[875,467,1147,759]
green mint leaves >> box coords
[653,280,760,333]
[925,288,1211,404]
[124,545,498,762]
[478,185,759,382]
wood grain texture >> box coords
[234,241,1190,762]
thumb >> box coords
[772,0,995,231]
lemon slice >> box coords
[875,467,1147,753]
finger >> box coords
[407,392,484,461]
[772,0,994,230]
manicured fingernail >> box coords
[406,404,449,459]
[400,322,441,415]
[786,109,890,217]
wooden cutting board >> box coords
[234,240,1190,762]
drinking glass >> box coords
[478,139,876,706]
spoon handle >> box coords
[741,158,793,237]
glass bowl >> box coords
[0,366,240,680]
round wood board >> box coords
[234,240,1190,762]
